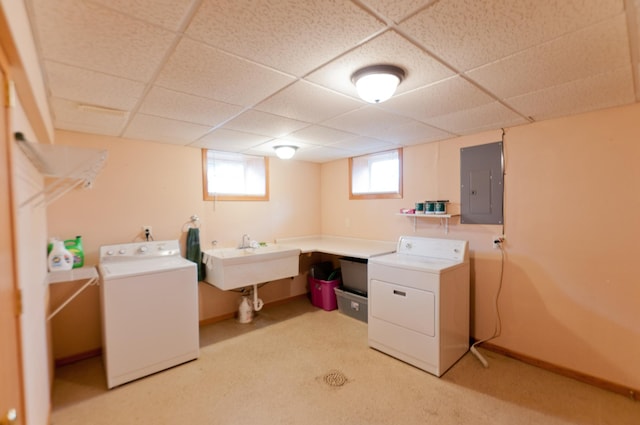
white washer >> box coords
[367,236,469,377]
[98,240,199,388]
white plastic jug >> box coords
[48,239,73,272]
[238,295,254,324]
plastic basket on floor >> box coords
[309,276,340,311]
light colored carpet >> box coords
[51,297,639,425]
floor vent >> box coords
[322,370,348,387]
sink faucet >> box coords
[240,234,251,249]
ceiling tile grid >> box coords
[44,61,146,111]
[138,87,244,127]
[50,98,129,137]
[123,114,212,146]
[221,110,310,139]
[191,128,273,151]
[24,0,640,162]
[362,0,436,24]
[399,0,625,72]
[506,66,635,121]
[254,80,363,123]
[381,76,501,122]
[90,0,197,32]
[467,13,631,99]
[186,0,386,76]
[424,102,529,135]
[154,38,296,106]
[306,30,456,99]
[30,0,177,81]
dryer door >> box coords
[370,279,436,337]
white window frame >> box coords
[349,148,403,200]
[202,150,269,201]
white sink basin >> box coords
[203,244,301,290]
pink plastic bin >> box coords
[309,276,340,311]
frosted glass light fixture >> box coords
[274,145,298,159]
[352,65,405,104]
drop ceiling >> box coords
[25,0,640,163]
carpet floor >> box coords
[51,297,639,425]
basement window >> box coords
[349,148,402,200]
[202,150,269,201]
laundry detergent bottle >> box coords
[64,235,85,269]
[48,239,73,272]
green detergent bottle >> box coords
[64,236,84,269]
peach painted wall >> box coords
[320,103,640,391]
[47,130,321,360]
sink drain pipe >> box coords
[252,284,264,311]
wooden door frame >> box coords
[0,35,25,425]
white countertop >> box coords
[276,235,396,259]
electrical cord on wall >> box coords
[470,127,507,368]
[470,242,505,367]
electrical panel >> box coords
[460,142,503,224]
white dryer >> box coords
[367,236,469,377]
[98,240,199,388]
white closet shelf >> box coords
[15,132,108,208]
[396,213,460,234]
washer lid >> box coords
[99,256,195,279]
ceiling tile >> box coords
[400,0,624,71]
[25,0,636,163]
[323,106,414,139]
[222,110,309,138]
[467,14,630,99]
[44,61,145,110]
[50,97,128,136]
[306,30,455,99]
[245,138,314,158]
[329,136,397,154]
[30,0,177,81]
[425,102,528,135]
[287,125,357,146]
[506,67,635,121]
[123,114,211,145]
[254,81,363,122]
[376,120,454,145]
[155,38,296,106]
[185,0,385,76]
[363,0,435,24]
[381,76,495,121]
[283,145,353,163]
[90,0,196,31]
[139,86,244,127]
[191,129,272,151]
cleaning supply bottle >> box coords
[237,295,253,324]
[64,235,84,269]
[48,239,73,272]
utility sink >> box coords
[202,244,301,290]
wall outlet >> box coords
[493,235,505,249]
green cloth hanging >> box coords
[186,228,205,281]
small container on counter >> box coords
[425,201,436,214]
[435,200,449,214]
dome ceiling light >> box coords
[351,65,406,104]
[274,145,298,159]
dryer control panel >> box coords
[396,236,468,262]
